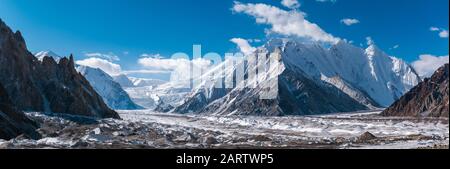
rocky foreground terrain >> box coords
[1,110,447,149]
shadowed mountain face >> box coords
[174,39,419,116]
[174,47,369,116]
[0,83,41,140]
[382,64,449,118]
[0,19,119,119]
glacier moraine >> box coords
[0,110,448,149]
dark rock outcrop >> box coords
[0,83,41,140]
[382,64,449,118]
[0,18,119,119]
[154,99,174,113]
[356,132,377,143]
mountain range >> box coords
[0,17,448,141]
[174,39,421,115]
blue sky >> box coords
[0,0,448,78]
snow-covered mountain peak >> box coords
[180,38,420,112]
[76,65,142,110]
[35,51,62,63]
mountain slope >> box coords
[128,77,167,87]
[174,39,420,116]
[382,64,449,118]
[112,74,135,88]
[277,39,419,107]
[0,83,41,140]
[0,19,119,119]
[77,65,142,110]
[175,47,368,115]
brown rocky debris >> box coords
[382,64,449,118]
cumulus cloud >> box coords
[412,54,449,77]
[138,56,211,71]
[137,54,214,83]
[430,27,449,38]
[122,69,171,75]
[232,1,340,43]
[84,52,120,61]
[76,57,122,76]
[140,53,164,59]
[281,0,300,9]
[340,18,360,26]
[230,38,256,55]
[439,30,449,38]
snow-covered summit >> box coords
[35,51,62,63]
[174,38,421,115]
[266,39,421,107]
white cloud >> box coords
[430,27,440,31]
[122,69,171,75]
[140,53,164,59]
[84,52,120,61]
[138,57,184,70]
[137,55,213,82]
[412,54,449,77]
[281,0,300,9]
[232,1,340,43]
[138,56,210,71]
[76,57,122,76]
[430,27,449,38]
[340,18,360,26]
[439,30,449,38]
[230,38,256,55]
